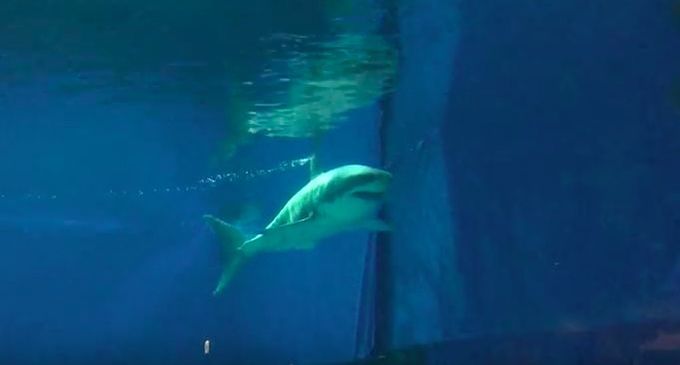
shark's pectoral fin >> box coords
[260,214,319,251]
[361,218,392,232]
[263,213,314,233]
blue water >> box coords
[1,1,680,364]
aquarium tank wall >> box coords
[0,0,679,364]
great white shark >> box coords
[203,160,392,296]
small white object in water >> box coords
[204,339,210,355]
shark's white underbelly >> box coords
[240,219,340,255]
[317,196,380,222]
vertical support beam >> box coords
[378,0,465,350]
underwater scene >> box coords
[1,0,680,364]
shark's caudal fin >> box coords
[203,214,248,296]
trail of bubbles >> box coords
[0,156,312,202]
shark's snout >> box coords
[368,168,392,189]
[375,170,392,187]
[349,169,392,201]
[322,165,393,203]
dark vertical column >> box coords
[372,0,400,356]
[376,0,464,351]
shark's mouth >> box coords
[352,190,386,201]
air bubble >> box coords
[0,156,311,201]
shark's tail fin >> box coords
[203,214,248,296]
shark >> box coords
[203,159,392,296]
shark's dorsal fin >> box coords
[309,133,325,180]
[309,153,322,180]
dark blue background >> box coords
[445,0,680,332]
[2,0,680,364]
